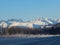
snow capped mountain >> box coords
[6,19,23,27]
[29,18,48,25]
[56,19,60,22]
[29,18,59,25]
[0,18,60,28]
[0,21,8,28]
[42,18,58,25]
[27,18,60,28]
[9,22,33,28]
[0,19,23,28]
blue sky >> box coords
[0,0,60,21]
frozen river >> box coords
[0,36,60,45]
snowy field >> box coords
[0,35,60,45]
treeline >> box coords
[0,23,60,35]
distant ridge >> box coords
[0,18,60,28]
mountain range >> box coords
[0,18,60,29]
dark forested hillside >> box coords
[0,23,60,35]
[49,23,60,34]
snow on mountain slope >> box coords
[47,19,57,24]
[26,18,60,28]
[29,18,57,25]
[56,19,60,22]
[0,18,60,28]
[30,18,48,25]
[44,18,53,24]
[9,22,33,28]
[0,21,8,28]
[0,19,23,28]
